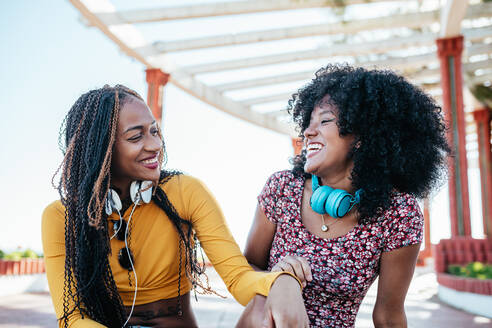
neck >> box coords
[111,178,132,200]
[316,170,354,194]
[314,160,354,193]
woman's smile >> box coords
[140,154,159,169]
[306,142,324,158]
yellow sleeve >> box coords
[41,201,107,328]
[179,176,300,306]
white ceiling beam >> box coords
[184,37,437,74]
[214,30,492,92]
[468,73,492,85]
[95,0,400,25]
[216,71,313,92]
[144,11,440,55]
[140,3,491,54]
[182,26,492,74]
[393,57,492,82]
[440,0,470,38]
[233,56,492,107]
[237,55,437,106]
[466,42,492,57]
[69,0,151,66]
[240,93,293,106]
[169,70,296,136]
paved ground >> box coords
[0,265,491,327]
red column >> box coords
[436,36,471,237]
[145,68,170,122]
[292,137,303,156]
[473,108,492,238]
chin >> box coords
[304,161,317,175]
[134,171,160,182]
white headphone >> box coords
[105,180,153,216]
[104,180,153,328]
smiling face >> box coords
[303,95,354,183]
[111,96,162,194]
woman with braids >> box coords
[42,85,308,328]
[238,65,450,328]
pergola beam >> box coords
[440,0,470,38]
[235,57,492,106]
[216,42,492,92]
[183,27,492,75]
[95,0,400,25]
[467,73,492,86]
[69,0,151,66]
[169,71,296,136]
[240,92,293,106]
[216,71,313,92]
[139,3,491,54]
[144,10,440,55]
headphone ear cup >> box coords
[140,181,153,204]
[130,181,153,205]
[325,189,352,218]
[310,185,334,214]
[130,181,141,204]
[105,189,122,215]
[105,197,112,216]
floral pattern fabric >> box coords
[258,171,423,327]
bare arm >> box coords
[373,243,421,328]
[238,204,309,328]
[244,204,277,270]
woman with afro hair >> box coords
[42,85,308,328]
[238,65,450,328]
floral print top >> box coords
[258,171,424,327]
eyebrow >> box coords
[123,120,156,134]
[318,110,335,116]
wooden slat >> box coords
[440,0,469,38]
[95,0,401,25]
[138,3,491,54]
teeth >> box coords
[142,158,158,164]
[307,143,323,151]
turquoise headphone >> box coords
[310,175,363,218]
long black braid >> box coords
[53,85,210,327]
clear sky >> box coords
[0,1,484,254]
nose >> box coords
[144,133,162,153]
[303,122,318,140]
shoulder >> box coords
[263,170,303,192]
[268,170,297,181]
[41,200,66,237]
[158,173,216,216]
[159,173,204,191]
[42,200,65,222]
[379,192,424,251]
[389,192,422,218]
[377,192,423,227]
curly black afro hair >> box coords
[289,64,450,223]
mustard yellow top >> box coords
[42,175,294,327]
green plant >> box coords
[447,262,492,279]
[4,251,22,261]
[22,249,38,259]
[0,249,4,259]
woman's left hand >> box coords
[263,274,310,328]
